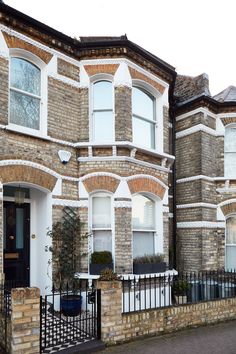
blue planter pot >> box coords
[61,295,82,317]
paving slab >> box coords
[99,320,236,354]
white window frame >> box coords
[8,49,48,137]
[90,74,115,143]
[132,192,163,259]
[88,191,115,263]
[224,124,236,179]
[132,80,163,152]
[225,214,236,270]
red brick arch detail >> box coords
[128,177,166,199]
[83,176,120,193]
[221,203,236,216]
[3,33,53,64]
[0,165,57,192]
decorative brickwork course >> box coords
[129,67,165,94]
[3,33,53,63]
[128,177,166,199]
[0,165,57,192]
[83,175,120,193]
[221,202,236,216]
[84,64,118,76]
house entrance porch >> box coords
[2,184,53,294]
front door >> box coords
[3,201,30,287]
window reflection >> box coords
[92,81,114,141]
[10,57,41,130]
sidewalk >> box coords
[99,320,236,354]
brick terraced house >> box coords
[0,2,236,293]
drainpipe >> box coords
[169,74,177,270]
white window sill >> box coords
[75,269,178,281]
[75,141,175,161]
[6,124,49,140]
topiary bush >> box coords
[91,251,112,264]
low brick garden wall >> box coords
[97,280,236,345]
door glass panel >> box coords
[16,208,24,249]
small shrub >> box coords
[173,280,190,296]
[91,251,112,264]
[99,268,121,281]
[133,253,165,264]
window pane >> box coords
[226,217,236,244]
[225,128,236,152]
[133,231,154,257]
[10,58,41,96]
[132,87,154,120]
[93,230,112,252]
[93,81,112,110]
[225,153,236,178]
[10,90,40,130]
[133,116,155,149]
[92,196,111,228]
[226,246,236,270]
[93,111,114,141]
[132,195,155,229]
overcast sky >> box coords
[4,0,236,96]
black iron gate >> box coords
[40,284,101,353]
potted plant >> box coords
[99,268,121,281]
[173,279,190,304]
[47,207,89,316]
[133,253,166,274]
[90,251,113,275]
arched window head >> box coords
[225,126,236,178]
[91,193,112,253]
[92,80,114,142]
[226,216,236,270]
[132,194,155,257]
[10,57,41,130]
[132,87,156,149]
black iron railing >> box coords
[40,282,101,353]
[0,281,12,353]
[122,270,236,313]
